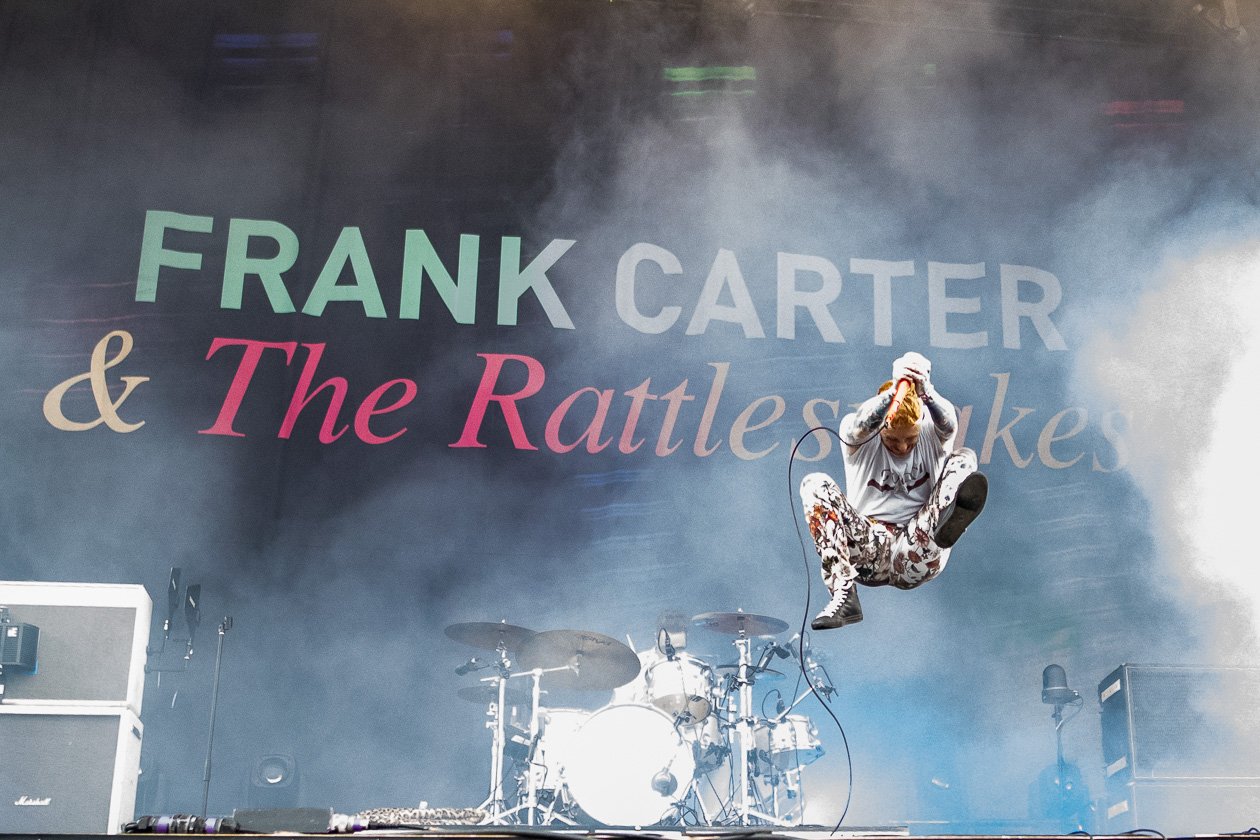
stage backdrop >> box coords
[2,0,1259,830]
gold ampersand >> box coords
[43,330,150,433]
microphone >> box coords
[1042,664,1079,705]
[886,378,913,423]
[454,657,481,676]
[650,767,678,796]
[164,567,181,638]
[662,630,677,661]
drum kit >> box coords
[446,611,836,828]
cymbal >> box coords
[456,684,533,706]
[444,621,536,651]
[691,610,789,637]
[517,629,641,691]
[714,663,786,683]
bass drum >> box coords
[562,703,697,826]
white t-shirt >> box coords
[840,414,952,525]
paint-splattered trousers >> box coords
[799,448,978,597]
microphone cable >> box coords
[787,424,854,833]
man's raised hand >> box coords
[893,351,932,394]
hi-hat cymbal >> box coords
[691,610,789,637]
[444,621,536,651]
[517,629,641,691]
[456,684,534,706]
[714,663,786,683]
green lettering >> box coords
[399,231,479,323]
[135,210,214,302]
[222,218,298,313]
[302,227,386,318]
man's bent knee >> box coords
[800,471,840,506]
[947,447,978,473]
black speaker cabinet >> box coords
[0,705,143,834]
[1099,664,1260,833]
[1104,779,1260,835]
[0,581,151,712]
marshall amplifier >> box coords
[0,704,143,834]
[0,581,151,713]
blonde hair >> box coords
[877,380,922,430]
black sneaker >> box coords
[936,472,988,549]
[811,586,863,630]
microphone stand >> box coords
[200,616,232,818]
[1045,691,1083,830]
[497,663,575,826]
[1052,701,1066,793]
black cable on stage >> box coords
[786,424,855,834]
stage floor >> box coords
[0,827,907,839]
[7,829,1260,840]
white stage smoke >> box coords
[1193,257,1260,644]
[1079,239,1260,659]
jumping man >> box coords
[801,352,988,630]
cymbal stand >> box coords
[768,765,805,825]
[498,664,572,826]
[759,650,831,825]
[478,644,514,823]
[729,632,778,826]
[701,769,739,826]
[660,772,713,827]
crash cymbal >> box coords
[691,610,789,637]
[456,684,533,706]
[444,620,536,651]
[517,629,641,691]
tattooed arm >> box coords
[920,386,958,443]
[839,389,895,449]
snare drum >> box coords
[645,655,714,722]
